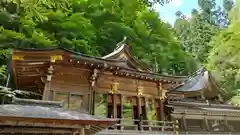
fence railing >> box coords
[106,118,179,134]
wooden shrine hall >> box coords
[10,43,186,121]
[6,40,240,134]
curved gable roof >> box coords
[174,67,208,92]
[102,43,151,72]
[170,67,224,99]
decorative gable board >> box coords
[102,44,151,72]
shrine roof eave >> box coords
[70,54,187,82]
[12,97,64,108]
[170,104,240,120]
[0,115,114,135]
[116,69,187,83]
[13,47,188,83]
[171,67,207,92]
[167,100,240,110]
[0,104,117,125]
[170,67,223,98]
[13,47,187,83]
[171,113,240,121]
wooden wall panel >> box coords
[51,82,89,93]
[139,80,158,96]
[96,73,162,97]
[51,75,90,94]
[97,74,138,93]
[143,87,158,95]
[52,74,90,85]
[139,80,157,87]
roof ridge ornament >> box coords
[115,36,127,50]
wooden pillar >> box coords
[42,65,54,100]
[137,85,143,118]
[160,99,164,121]
[203,117,210,132]
[182,115,187,131]
[110,81,119,119]
[137,97,142,116]
[157,82,165,121]
[137,96,142,131]
[42,55,62,100]
[121,95,124,117]
[89,69,98,114]
[218,94,224,102]
[79,128,85,135]
[200,91,205,100]
[224,118,231,132]
[120,95,124,131]
[113,94,117,118]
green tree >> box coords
[207,1,240,97]
[174,0,233,63]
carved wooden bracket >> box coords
[137,86,143,96]
[109,81,119,94]
[158,82,167,100]
[46,65,54,81]
[90,69,98,87]
[50,55,63,63]
[12,55,24,60]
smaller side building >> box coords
[168,67,240,134]
[0,96,117,135]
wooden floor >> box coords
[98,130,240,135]
[97,130,175,135]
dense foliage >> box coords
[0,0,197,84]
[207,1,240,97]
[174,0,240,98]
[174,0,233,63]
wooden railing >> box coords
[106,118,178,134]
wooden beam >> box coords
[224,118,232,132]
[11,53,18,89]
[42,65,54,100]
[15,61,48,66]
[113,94,117,118]
[89,69,99,114]
[203,117,210,132]
[160,99,164,121]
[0,120,84,129]
[172,113,240,121]
[182,115,187,131]
[0,127,73,134]
[137,96,142,117]
[120,95,124,130]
